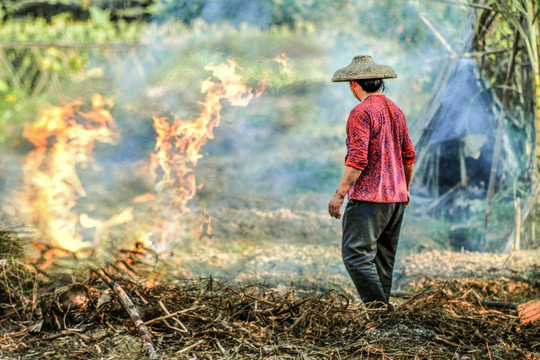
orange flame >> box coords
[18,94,121,253]
[144,60,266,250]
[149,60,266,217]
[270,53,289,68]
[15,57,275,259]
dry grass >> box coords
[0,247,539,360]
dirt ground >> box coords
[1,249,539,360]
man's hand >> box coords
[404,164,414,208]
[328,193,345,219]
[329,166,362,219]
[406,191,410,207]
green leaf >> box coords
[89,5,110,27]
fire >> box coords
[270,53,289,68]
[147,60,266,247]
[13,56,277,259]
[18,94,121,253]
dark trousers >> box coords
[342,200,406,305]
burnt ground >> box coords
[1,249,539,360]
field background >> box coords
[0,0,536,291]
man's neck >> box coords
[360,91,381,102]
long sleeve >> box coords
[345,95,412,203]
[344,106,370,171]
[401,126,416,165]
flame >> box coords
[269,53,290,75]
[80,207,134,248]
[14,57,275,260]
[18,94,120,253]
[270,53,289,68]
[145,60,266,249]
[193,210,213,239]
[149,60,266,220]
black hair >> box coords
[355,79,385,93]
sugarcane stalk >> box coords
[534,55,540,172]
[92,268,161,359]
[528,0,540,172]
[481,28,521,248]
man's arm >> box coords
[404,163,414,206]
[328,165,362,219]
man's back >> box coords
[344,94,416,203]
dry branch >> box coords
[480,300,518,309]
[2,260,538,359]
[144,305,203,325]
[418,13,457,56]
[392,290,519,309]
[157,300,189,332]
[92,268,161,360]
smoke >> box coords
[200,0,271,27]
[0,0,499,289]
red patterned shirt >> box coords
[345,94,416,203]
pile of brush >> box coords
[0,269,538,359]
[0,219,539,359]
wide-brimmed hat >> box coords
[331,55,397,82]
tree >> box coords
[477,0,539,172]
[474,0,540,249]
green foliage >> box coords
[270,0,352,29]
[475,0,539,162]
[0,227,23,259]
[1,0,154,21]
[472,0,540,249]
[0,17,146,143]
[89,5,111,26]
[148,0,207,24]
[0,0,468,43]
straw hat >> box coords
[331,55,397,82]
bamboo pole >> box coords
[535,47,540,172]
[522,0,540,172]
[92,268,161,359]
[459,141,468,186]
[503,178,540,252]
[481,28,521,248]
[515,197,521,251]
[418,14,457,57]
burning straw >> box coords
[8,58,268,263]
[16,94,122,255]
[146,60,267,250]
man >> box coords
[328,55,416,308]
